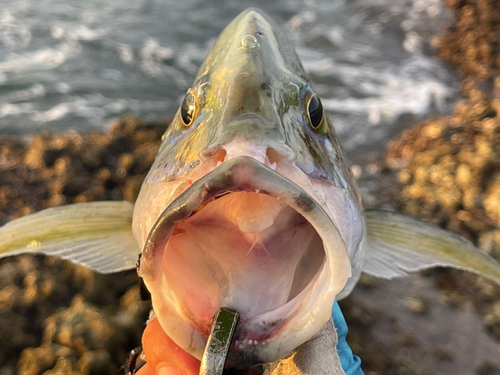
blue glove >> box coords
[332,301,364,375]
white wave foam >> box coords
[117,43,134,64]
[5,84,46,102]
[0,10,31,49]
[139,37,174,77]
[284,0,455,153]
[33,103,71,122]
[51,24,106,41]
[315,57,452,124]
[0,103,36,118]
[24,95,169,124]
[0,49,67,73]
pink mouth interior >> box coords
[162,191,325,327]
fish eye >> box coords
[181,91,197,127]
[306,94,324,130]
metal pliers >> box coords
[199,308,240,375]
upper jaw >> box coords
[138,157,350,367]
[140,156,342,279]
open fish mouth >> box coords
[139,157,350,367]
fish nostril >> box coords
[266,147,279,164]
[200,147,227,164]
[266,147,285,170]
[212,149,227,165]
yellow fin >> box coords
[0,201,139,273]
[363,209,500,285]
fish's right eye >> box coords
[181,91,197,127]
[307,94,324,130]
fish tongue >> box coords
[220,192,286,234]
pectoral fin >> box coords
[362,209,500,285]
[0,201,140,274]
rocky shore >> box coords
[344,0,500,373]
[1,0,500,374]
[0,118,168,374]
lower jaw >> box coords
[150,277,322,368]
[150,223,325,366]
[146,208,329,367]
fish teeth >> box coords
[236,338,260,348]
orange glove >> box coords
[136,317,201,375]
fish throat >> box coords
[166,191,325,326]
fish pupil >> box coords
[181,92,196,126]
[308,95,323,129]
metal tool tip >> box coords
[199,308,240,375]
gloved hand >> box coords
[134,316,199,375]
[262,301,363,375]
[331,301,363,375]
[132,301,363,375]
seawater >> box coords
[0,0,456,156]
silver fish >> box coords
[1,8,499,372]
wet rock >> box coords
[476,361,500,375]
[383,0,500,343]
[0,115,166,226]
[16,289,149,375]
[404,297,427,315]
[341,0,500,373]
[0,116,163,374]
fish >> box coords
[1,7,500,372]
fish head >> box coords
[133,8,364,368]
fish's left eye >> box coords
[307,94,324,130]
[181,91,197,127]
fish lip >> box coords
[140,156,335,279]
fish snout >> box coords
[233,8,275,45]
